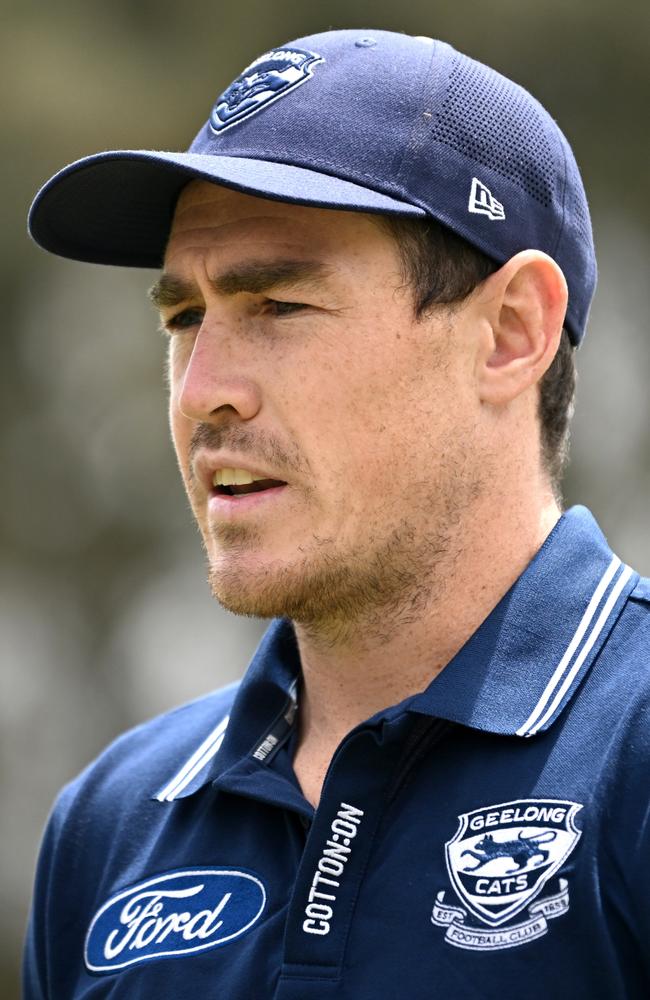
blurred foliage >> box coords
[1,1,648,996]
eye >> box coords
[266,299,308,317]
[161,306,204,335]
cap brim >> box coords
[28,150,426,267]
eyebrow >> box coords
[148,259,333,310]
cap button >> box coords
[355,37,377,48]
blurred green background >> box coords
[2,0,648,994]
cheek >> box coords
[290,358,413,500]
[328,359,465,499]
[166,343,195,449]
[168,391,192,483]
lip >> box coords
[207,483,288,519]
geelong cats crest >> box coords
[210,46,324,134]
[432,799,582,951]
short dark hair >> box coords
[380,216,576,499]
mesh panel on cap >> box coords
[566,164,593,248]
[433,56,556,208]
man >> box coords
[25,28,650,999]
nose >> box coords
[175,316,263,424]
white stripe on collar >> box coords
[517,556,631,737]
[155,714,230,802]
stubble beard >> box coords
[202,462,485,649]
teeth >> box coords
[213,468,266,487]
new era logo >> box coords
[468,178,505,221]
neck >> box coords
[292,490,561,802]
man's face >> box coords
[159,182,487,634]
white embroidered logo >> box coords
[302,802,364,936]
[210,47,324,134]
[85,869,266,973]
[468,178,506,221]
[431,799,582,951]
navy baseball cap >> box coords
[28,29,596,345]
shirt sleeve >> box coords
[630,768,650,964]
[22,783,76,1000]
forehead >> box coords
[164,180,394,268]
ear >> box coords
[475,251,568,406]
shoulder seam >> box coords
[630,577,650,605]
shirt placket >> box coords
[274,714,439,998]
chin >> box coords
[203,524,346,621]
[205,529,430,631]
[206,557,321,621]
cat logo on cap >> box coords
[210,47,324,134]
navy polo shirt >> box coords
[24,506,650,998]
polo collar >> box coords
[153,617,300,802]
[408,505,637,736]
[154,505,637,801]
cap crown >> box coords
[190,30,595,344]
[28,29,596,344]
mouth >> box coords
[211,468,287,500]
[214,479,287,498]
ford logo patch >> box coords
[84,868,267,973]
